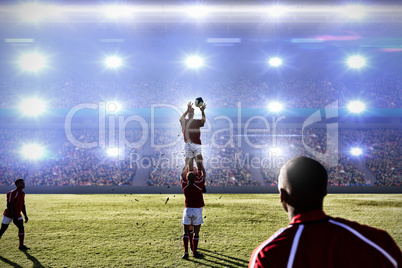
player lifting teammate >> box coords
[181,165,205,259]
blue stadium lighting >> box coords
[268,57,282,67]
[347,101,365,113]
[350,147,363,156]
[107,148,119,157]
[185,56,204,69]
[19,98,47,116]
[105,56,123,68]
[18,52,47,72]
[268,102,283,112]
[347,56,366,69]
[21,143,45,160]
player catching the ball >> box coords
[179,99,207,180]
[181,165,205,259]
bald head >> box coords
[278,156,328,210]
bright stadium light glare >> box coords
[186,5,209,18]
[16,2,62,23]
[19,98,47,116]
[105,56,122,68]
[18,52,47,72]
[267,5,287,18]
[102,4,133,19]
[268,57,282,67]
[268,102,283,112]
[340,4,368,19]
[107,148,119,157]
[347,101,365,113]
[185,56,204,69]
[347,56,366,69]
[21,143,45,160]
[350,147,363,156]
[270,147,282,155]
[107,102,121,113]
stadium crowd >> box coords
[342,128,401,186]
[0,76,400,187]
[0,126,400,187]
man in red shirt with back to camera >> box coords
[181,165,205,259]
[249,156,401,268]
[0,179,30,250]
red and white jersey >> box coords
[3,189,25,218]
[181,118,204,145]
[249,210,401,268]
[181,168,205,208]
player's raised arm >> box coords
[200,103,206,125]
[179,102,193,125]
[181,165,190,181]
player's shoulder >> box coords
[250,227,293,266]
[330,217,393,241]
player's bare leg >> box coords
[192,225,203,258]
[195,154,206,180]
[182,225,190,259]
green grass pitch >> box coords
[0,194,401,267]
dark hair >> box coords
[285,156,328,196]
[15,179,24,186]
[187,172,196,185]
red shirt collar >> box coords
[289,210,328,225]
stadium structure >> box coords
[0,0,401,194]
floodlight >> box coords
[107,102,121,113]
[347,56,366,69]
[267,5,287,18]
[268,57,282,67]
[186,6,209,18]
[268,102,283,112]
[105,56,122,68]
[18,52,47,72]
[350,147,363,156]
[186,56,204,69]
[107,148,119,157]
[270,147,282,155]
[21,144,45,160]
[19,98,46,116]
[347,101,365,113]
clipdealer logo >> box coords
[64,101,339,169]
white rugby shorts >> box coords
[2,215,23,225]
[184,143,202,159]
[182,207,204,226]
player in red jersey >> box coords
[179,101,207,180]
[249,156,401,268]
[181,165,205,259]
[0,179,30,250]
